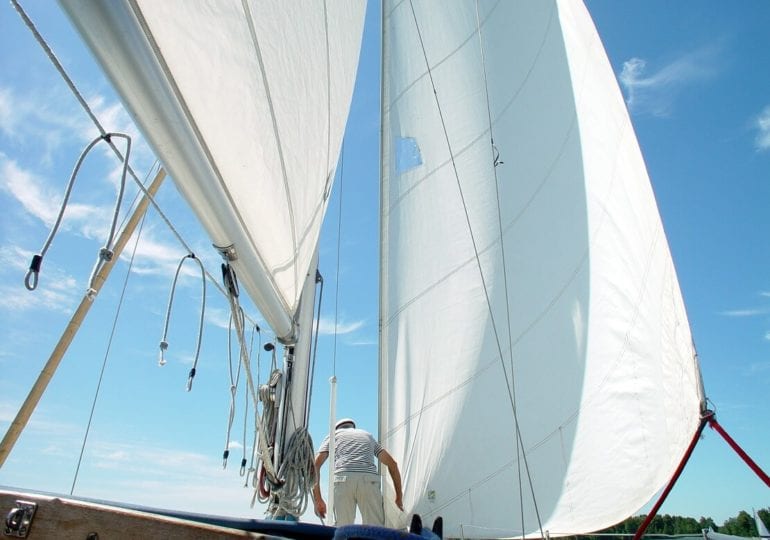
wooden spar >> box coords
[0,168,166,468]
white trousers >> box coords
[332,472,384,526]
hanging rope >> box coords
[240,323,261,482]
[25,133,130,292]
[222,307,244,469]
[158,254,207,392]
[273,427,316,518]
[244,323,262,486]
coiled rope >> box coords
[158,254,207,391]
[25,133,130,293]
[273,427,315,518]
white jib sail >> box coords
[58,0,366,341]
[380,1,704,537]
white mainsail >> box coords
[380,1,704,537]
[58,0,366,342]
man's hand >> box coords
[313,495,327,519]
[395,492,404,511]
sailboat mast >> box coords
[0,168,166,468]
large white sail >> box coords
[58,0,366,342]
[379,1,704,537]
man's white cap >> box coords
[335,418,356,429]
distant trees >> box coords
[575,507,770,539]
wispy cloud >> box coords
[619,46,718,117]
[0,84,153,172]
[317,316,365,335]
[1,153,113,237]
[754,106,770,152]
[719,307,769,317]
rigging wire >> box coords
[408,1,544,535]
[305,271,324,427]
[473,1,533,535]
[332,145,345,377]
[69,166,154,495]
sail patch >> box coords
[395,136,423,174]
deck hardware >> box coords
[3,499,36,538]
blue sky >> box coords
[0,0,768,529]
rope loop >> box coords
[24,254,42,291]
[158,253,207,392]
[25,133,130,294]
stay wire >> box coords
[332,144,345,377]
[474,2,535,536]
[409,2,543,535]
[69,183,151,496]
[305,271,325,427]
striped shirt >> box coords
[319,428,383,474]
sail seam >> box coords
[474,1,528,531]
[407,4,545,533]
[241,0,299,310]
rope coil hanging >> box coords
[25,133,130,294]
[158,253,207,392]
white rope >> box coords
[25,133,129,292]
[222,306,244,468]
[271,427,315,518]
[158,254,207,392]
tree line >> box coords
[576,508,770,538]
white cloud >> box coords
[1,153,111,236]
[719,308,768,317]
[316,317,364,336]
[755,106,770,152]
[0,87,18,137]
[619,46,717,116]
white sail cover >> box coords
[380,1,704,537]
[59,0,366,341]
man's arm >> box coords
[312,451,329,519]
[378,449,404,511]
